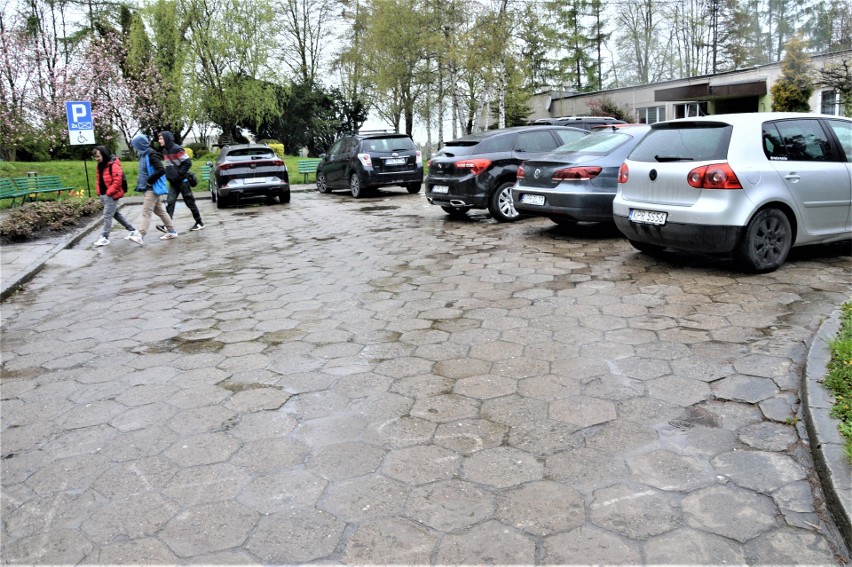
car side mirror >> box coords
[320,153,327,159]
[206,161,213,166]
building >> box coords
[527,50,851,123]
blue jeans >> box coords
[100,194,133,237]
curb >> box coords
[803,308,852,548]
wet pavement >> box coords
[1,189,851,564]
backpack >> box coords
[109,160,128,198]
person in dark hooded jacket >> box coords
[92,145,137,247]
[127,133,177,244]
[156,131,204,233]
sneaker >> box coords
[124,230,140,240]
[155,225,167,234]
[160,231,178,240]
[93,236,109,247]
[129,233,143,245]
[189,223,205,232]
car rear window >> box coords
[554,131,633,154]
[629,122,732,162]
[226,148,276,160]
[362,137,415,152]
[435,142,478,157]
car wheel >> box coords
[628,239,665,256]
[734,208,792,273]
[406,182,421,194]
[317,172,329,193]
[441,205,470,217]
[350,174,364,198]
[216,192,227,209]
[280,190,291,204]
[210,184,217,203]
[488,182,520,222]
[550,217,577,226]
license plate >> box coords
[520,194,545,206]
[245,177,267,184]
[385,158,406,165]
[432,185,449,194]
[630,209,667,225]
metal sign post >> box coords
[66,101,95,197]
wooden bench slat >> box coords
[296,159,322,182]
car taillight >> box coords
[357,153,372,167]
[687,163,742,189]
[517,165,525,179]
[218,163,234,171]
[416,150,422,166]
[552,166,602,181]
[618,163,629,184]
[455,158,491,176]
[271,159,284,167]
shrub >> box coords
[587,97,633,122]
[0,199,101,243]
[186,142,209,160]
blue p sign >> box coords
[65,101,95,145]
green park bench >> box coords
[3,176,74,206]
[200,164,211,182]
[296,158,322,183]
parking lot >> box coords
[1,189,851,563]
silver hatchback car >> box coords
[613,112,851,272]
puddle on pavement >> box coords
[218,379,279,392]
[360,206,399,213]
[133,337,223,354]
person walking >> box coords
[127,133,178,244]
[92,145,137,247]
[156,131,204,233]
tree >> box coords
[276,0,335,84]
[818,58,852,117]
[770,36,813,112]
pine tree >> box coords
[770,37,813,112]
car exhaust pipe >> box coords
[450,200,469,208]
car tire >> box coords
[406,182,421,194]
[488,181,521,222]
[441,205,470,217]
[279,190,291,204]
[628,239,665,256]
[216,192,228,209]
[317,172,330,193]
[350,174,364,198]
[210,186,217,203]
[734,208,792,273]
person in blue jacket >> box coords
[128,133,177,244]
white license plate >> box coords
[520,194,545,206]
[385,158,406,165]
[432,185,449,194]
[630,209,667,225]
[245,177,267,184]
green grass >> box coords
[825,302,852,461]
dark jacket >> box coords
[131,134,165,192]
[94,145,125,199]
[159,131,192,186]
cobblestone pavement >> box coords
[2,190,851,564]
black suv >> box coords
[207,144,290,208]
[529,116,626,131]
[425,126,587,222]
[316,131,423,198]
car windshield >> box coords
[363,137,415,152]
[226,148,276,160]
[629,122,732,162]
[553,132,633,154]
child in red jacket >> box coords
[92,145,137,247]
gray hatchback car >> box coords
[613,112,851,272]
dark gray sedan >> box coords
[513,125,650,225]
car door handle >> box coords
[784,173,800,182]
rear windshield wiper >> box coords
[654,155,693,162]
[391,148,410,152]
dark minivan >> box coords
[425,126,587,222]
[316,131,423,198]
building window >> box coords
[674,102,708,118]
[821,90,842,116]
[637,106,666,124]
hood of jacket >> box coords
[159,131,175,150]
[131,134,151,154]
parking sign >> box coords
[66,101,95,145]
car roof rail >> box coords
[357,129,399,135]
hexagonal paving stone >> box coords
[628,449,717,492]
[320,475,408,522]
[374,356,435,378]
[436,520,535,565]
[544,526,642,564]
[737,422,798,451]
[162,462,252,507]
[433,418,508,455]
[481,395,548,427]
[410,394,480,423]
[711,375,779,404]
[743,527,837,564]
[550,356,609,379]
[2,528,93,565]
[682,484,778,543]
[309,442,386,480]
[468,340,524,362]
[610,357,672,381]
[453,374,517,399]
[406,479,495,532]
[237,470,327,514]
[160,500,257,557]
[646,375,711,407]
[712,450,806,492]
[644,528,745,564]
[92,538,179,564]
[163,432,241,467]
[381,445,461,485]
[589,483,682,540]
[230,437,310,474]
[497,480,585,536]
[550,396,617,428]
[81,493,178,545]
[344,518,437,564]
[245,508,344,563]
[25,453,110,495]
[462,447,543,488]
